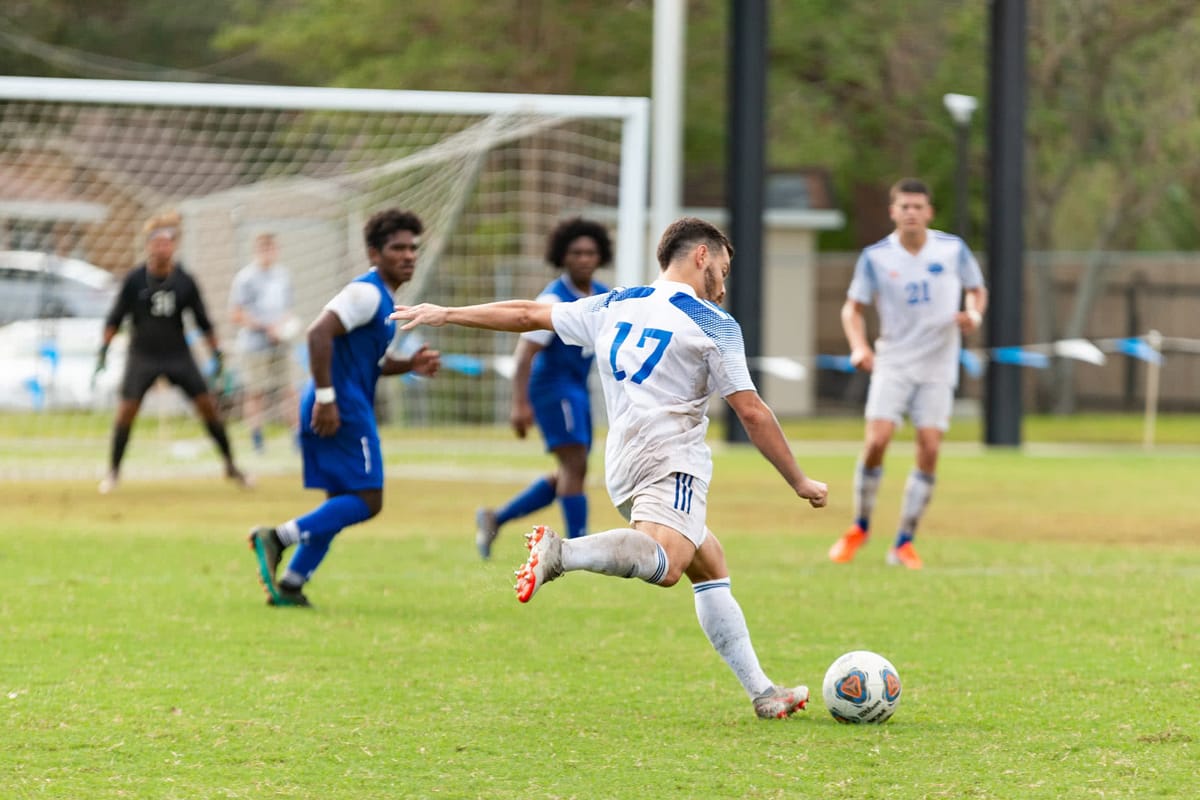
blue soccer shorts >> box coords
[300,422,384,493]
[532,385,592,452]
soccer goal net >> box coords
[0,77,648,481]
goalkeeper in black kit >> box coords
[95,211,251,494]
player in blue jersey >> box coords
[247,208,441,607]
[828,178,988,569]
[393,217,828,720]
[475,218,612,559]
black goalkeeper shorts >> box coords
[120,353,210,401]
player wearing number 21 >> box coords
[393,217,828,719]
[828,178,988,570]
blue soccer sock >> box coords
[496,477,556,527]
[284,494,373,582]
[558,493,588,539]
[282,541,329,587]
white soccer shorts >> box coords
[864,370,954,431]
[616,471,710,547]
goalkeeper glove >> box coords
[94,343,108,376]
[211,349,224,380]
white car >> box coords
[0,317,208,414]
[0,317,124,411]
[0,250,117,326]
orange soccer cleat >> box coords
[514,525,563,603]
[886,541,923,570]
[828,525,868,563]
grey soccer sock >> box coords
[854,461,883,528]
[897,469,936,538]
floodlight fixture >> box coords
[943,93,979,126]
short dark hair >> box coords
[655,216,733,269]
[889,178,932,204]
[364,208,424,252]
[544,217,613,269]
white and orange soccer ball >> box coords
[822,650,902,724]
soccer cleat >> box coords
[475,507,500,560]
[248,526,285,580]
[753,684,810,719]
[828,525,867,563]
[227,465,255,489]
[97,471,119,495]
[886,542,923,570]
[248,526,288,604]
[514,525,563,604]
[268,581,312,608]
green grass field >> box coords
[2,419,1198,799]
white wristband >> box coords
[314,386,336,404]
[966,309,983,326]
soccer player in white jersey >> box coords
[392,217,828,720]
[828,178,988,569]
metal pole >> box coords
[1142,329,1163,450]
[954,122,970,241]
[984,0,1027,447]
[651,0,686,284]
[724,0,767,444]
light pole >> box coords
[943,93,978,241]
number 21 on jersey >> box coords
[905,280,930,305]
[608,322,673,383]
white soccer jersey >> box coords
[551,279,756,506]
[229,262,293,354]
[847,230,985,385]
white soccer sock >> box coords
[280,569,305,587]
[560,528,669,584]
[276,519,301,547]
[693,579,772,698]
[854,461,883,527]
[898,469,936,536]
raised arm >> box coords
[391,300,554,333]
[724,390,828,508]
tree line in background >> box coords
[2,0,1199,412]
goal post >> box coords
[0,76,648,480]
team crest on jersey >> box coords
[927,263,945,274]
